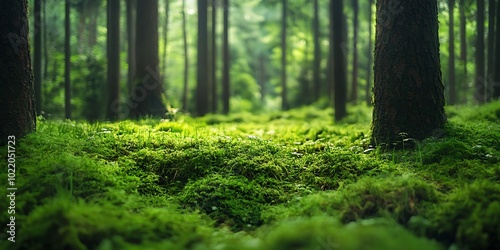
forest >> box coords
[0,0,500,249]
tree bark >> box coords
[459,0,467,103]
[211,0,218,113]
[366,0,373,106]
[351,0,359,103]
[448,0,456,105]
[331,0,347,121]
[126,0,136,96]
[222,0,230,114]
[182,0,189,111]
[312,0,321,102]
[281,0,288,110]
[493,0,500,99]
[65,0,71,119]
[487,0,496,101]
[162,0,170,90]
[107,0,120,120]
[196,0,209,116]
[131,0,166,118]
[371,0,446,144]
[34,0,42,115]
[475,0,486,103]
[0,0,36,145]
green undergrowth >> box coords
[1,102,499,249]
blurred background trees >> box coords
[28,0,500,121]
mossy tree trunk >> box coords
[312,0,321,102]
[222,0,230,114]
[281,0,288,111]
[371,0,446,145]
[475,0,486,103]
[366,0,373,106]
[0,0,36,145]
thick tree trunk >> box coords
[493,0,500,99]
[196,0,209,116]
[107,0,120,120]
[371,0,446,144]
[0,0,36,145]
[222,0,230,114]
[331,0,347,121]
[65,0,71,119]
[475,0,486,103]
[281,0,288,110]
[181,0,189,111]
[312,0,321,102]
[131,0,166,118]
[448,0,456,105]
[366,0,373,106]
[34,0,42,115]
[350,0,359,103]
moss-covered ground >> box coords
[1,101,500,250]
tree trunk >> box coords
[131,0,166,118]
[281,0,288,110]
[181,0,189,111]
[331,0,347,121]
[475,0,486,103]
[88,5,98,48]
[366,0,373,106]
[0,0,36,145]
[259,54,266,103]
[65,0,71,119]
[107,0,120,120]
[196,0,209,116]
[448,0,456,105]
[459,0,467,103]
[351,0,359,103]
[312,0,321,102]
[222,0,230,114]
[162,0,170,90]
[493,0,500,99]
[487,0,496,101]
[211,0,218,113]
[126,0,136,96]
[207,0,214,113]
[34,0,42,115]
[43,0,48,79]
[371,0,446,144]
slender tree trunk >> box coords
[0,0,36,145]
[331,0,347,121]
[65,0,71,119]
[475,0,486,103]
[493,0,500,99]
[222,0,230,114]
[43,0,48,79]
[107,0,120,120]
[281,0,288,110]
[207,0,214,112]
[162,0,170,90]
[131,0,166,118]
[34,0,42,115]
[127,0,136,96]
[312,0,321,102]
[181,0,189,111]
[259,54,266,102]
[350,0,359,103]
[88,5,98,48]
[366,0,373,106]
[448,0,456,105]
[487,0,496,101]
[459,0,467,103]
[196,0,209,116]
[371,0,446,144]
[211,0,218,113]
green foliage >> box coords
[2,101,500,249]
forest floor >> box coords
[1,101,500,250]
